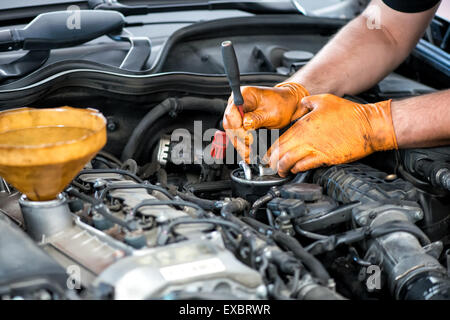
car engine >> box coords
[0,5,449,301]
[1,101,449,300]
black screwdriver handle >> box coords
[221,40,244,106]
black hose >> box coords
[241,216,273,235]
[122,98,177,162]
[220,198,249,219]
[249,187,280,216]
[97,150,123,167]
[272,231,331,286]
[176,191,221,211]
[294,225,328,240]
[184,180,232,194]
[121,159,139,174]
[241,217,330,285]
[304,220,431,255]
[249,193,274,217]
[398,165,433,190]
[121,97,226,161]
[93,157,115,168]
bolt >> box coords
[368,212,377,220]
[264,249,272,259]
[256,285,267,298]
[357,216,368,226]
[384,174,397,181]
[106,117,118,132]
[93,178,106,190]
[414,210,423,220]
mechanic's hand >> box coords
[223,82,309,162]
[264,94,398,177]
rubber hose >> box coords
[176,191,219,211]
[241,216,330,285]
[220,198,249,219]
[121,98,177,162]
[272,231,331,286]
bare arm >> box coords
[288,0,440,96]
[392,90,450,148]
[223,0,445,165]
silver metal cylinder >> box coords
[19,193,73,242]
[365,210,446,299]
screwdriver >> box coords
[221,40,245,118]
[210,40,245,160]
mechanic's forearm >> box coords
[392,90,450,148]
[287,14,407,96]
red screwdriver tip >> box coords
[237,105,244,118]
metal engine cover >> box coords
[93,240,265,299]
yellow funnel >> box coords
[0,107,106,201]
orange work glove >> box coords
[223,82,309,162]
[264,94,398,177]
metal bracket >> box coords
[0,177,11,194]
[239,158,276,181]
[109,29,151,71]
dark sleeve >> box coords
[382,0,440,13]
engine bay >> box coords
[0,5,449,301]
